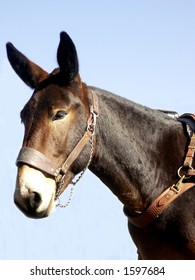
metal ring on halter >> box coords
[177,165,193,179]
[87,111,97,133]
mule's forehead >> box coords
[35,83,72,105]
[22,84,74,115]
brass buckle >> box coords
[170,184,180,194]
[170,175,185,194]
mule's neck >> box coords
[89,87,188,213]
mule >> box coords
[6,32,195,259]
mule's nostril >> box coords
[34,192,42,203]
[29,192,42,208]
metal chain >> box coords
[56,134,94,208]
[55,184,74,208]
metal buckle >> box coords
[170,175,185,194]
[177,165,193,179]
[170,184,180,194]
[87,110,97,133]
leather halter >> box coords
[16,89,99,198]
[125,113,195,228]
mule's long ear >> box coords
[6,43,48,89]
[57,32,79,84]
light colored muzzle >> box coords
[14,165,56,218]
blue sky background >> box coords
[0,0,195,260]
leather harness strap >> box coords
[126,113,195,228]
[126,179,195,228]
[59,130,93,176]
[178,113,195,172]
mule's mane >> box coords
[90,86,177,126]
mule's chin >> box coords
[14,165,57,219]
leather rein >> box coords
[16,89,99,202]
[125,113,195,228]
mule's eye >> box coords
[52,110,67,121]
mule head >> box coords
[6,32,93,218]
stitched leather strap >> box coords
[126,181,195,228]
[59,130,93,175]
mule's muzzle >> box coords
[14,162,57,218]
